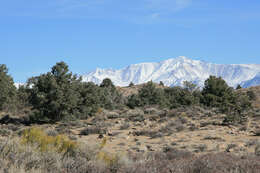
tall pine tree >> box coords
[0,64,17,111]
[28,62,81,121]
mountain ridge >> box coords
[82,56,260,88]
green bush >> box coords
[27,62,82,122]
[164,86,200,108]
[247,90,256,100]
[201,76,234,107]
[129,82,134,87]
[77,82,103,118]
[159,81,164,86]
[200,76,252,125]
[138,81,166,106]
[100,78,124,110]
[127,94,142,108]
[0,64,17,111]
[236,84,242,90]
[26,62,124,122]
[127,81,201,109]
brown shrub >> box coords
[1,136,260,173]
[119,122,130,130]
[255,144,260,156]
[80,126,106,136]
[253,129,260,136]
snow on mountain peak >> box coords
[241,72,260,88]
[162,56,190,63]
[82,57,260,88]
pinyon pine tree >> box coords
[28,62,81,121]
[0,64,17,111]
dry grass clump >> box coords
[255,144,260,156]
[128,114,145,122]
[125,109,145,122]
[80,126,107,136]
[1,135,260,173]
[245,139,259,148]
[193,144,208,153]
[0,129,100,173]
[186,153,260,173]
[0,128,11,136]
[62,120,86,128]
[253,128,260,136]
[55,123,72,134]
[96,137,123,169]
[144,107,165,116]
[225,144,237,152]
[107,111,120,119]
[21,127,77,154]
[124,152,260,173]
[203,135,224,141]
[159,118,187,134]
[132,130,162,139]
[119,122,130,130]
[0,138,82,172]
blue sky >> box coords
[1,0,260,82]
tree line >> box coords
[0,62,256,124]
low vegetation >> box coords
[0,61,254,125]
[0,135,260,173]
[21,127,77,154]
[0,62,260,172]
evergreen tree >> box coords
[78,82,102,118]
[127,81,166,108]
[127,94,142,109]
[159,81,164,86]
[16,85,31,112]
[201,76,233,107]
[247,90,256,100]
[0,64,17,111]
[183,81,198,93]
[164,86,199,108]
[201,76,252,124]
[236,84,242,90]
[129,82,134,87]
[138,81,166,106]
[100,78,123,110]
[100,78,114,88]
[28,62,81,121]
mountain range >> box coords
[81,56,260,88]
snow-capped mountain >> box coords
[241,72,260,88]
[14,83,24,88]
[82,56,260,88]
